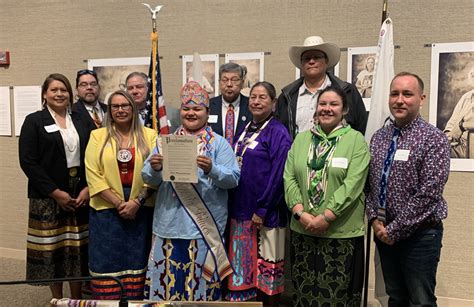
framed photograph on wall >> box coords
[429,41,474,171]
[87,57,149,103]
[295,63,340,80]
[225,52,264,97]
[347,46,377,111]
[181,54,219,98]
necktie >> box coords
[225,104,235,145]
[92,106,102,128]
[377,128,400,223]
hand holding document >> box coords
[162,135,198,183]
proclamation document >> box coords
[162,135,198,183]
[0,87,12,136]
[13,86,42,136]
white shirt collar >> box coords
[299,74,332,96]
[83,101,100,111]
[222,95,241,109]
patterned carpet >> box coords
[0,256,293,307]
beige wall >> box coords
[1,0,473,301]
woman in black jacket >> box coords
[19,73,94,299]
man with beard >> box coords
[73,69,107,129]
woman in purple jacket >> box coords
[226,82,292,306]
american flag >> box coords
[144,45,170,135]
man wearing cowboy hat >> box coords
[275,36,367,139]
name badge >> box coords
[248,141,258,150]
[208,115,218,123]
[394,149,410,161]
[331,157,348,169]
[44,124,59,133]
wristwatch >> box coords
[293,210,304,221]
[136,195,147,207]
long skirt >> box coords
[226,219,286,301]
[26,198,89,282]
[145,235,222,301]
[88,206,153,300]
[290,232,364,307]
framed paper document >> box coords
[13,85,42,136]
[162,135,198,183]
[0,86,12,136]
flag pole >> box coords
[381,0,388,24]
[143,4,163,132]
[151,32,158,131]
[142,3,163,131]
[364,2,390,307]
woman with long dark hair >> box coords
[19,73,93,299]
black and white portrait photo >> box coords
[429,42,474,171]
[182,54,219,98]
[88,57,149,102]
[347,47,377,111]
[225,52,265,97]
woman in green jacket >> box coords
[284,86,370,307]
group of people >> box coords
[19,69,160,300]
[19,35,450,307]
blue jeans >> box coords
[375,223,443,307]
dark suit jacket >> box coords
[208,94,252,140]
[72,99,107,129]
[19,108,94,198]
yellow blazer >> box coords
[85,127,157,210]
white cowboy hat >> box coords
[289,36,341,69]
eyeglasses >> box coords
[78,82,99,88]
[220,77,241,84]
[110,103,131,111]
[301,54,327,63]
[77,69,97,78]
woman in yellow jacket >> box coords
[85,90,157,300]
